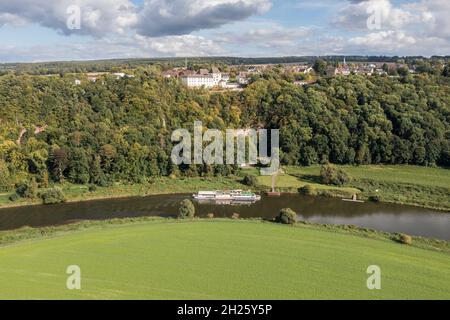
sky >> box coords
[0,0,449,62]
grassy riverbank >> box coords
[0,176,245,209]
[0,165,448,211]
[255,165,450,211]
[0,218,449,299]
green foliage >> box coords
[278,208,297,225]
[40,187,66,205]
[8,193,20,202]
[313,59,327,76]
[299,184,316,195]
[15,179,38,199]
[320,164,350,186]
[0,67,449,194]
[178,199,195,219]
[242,174,257,187]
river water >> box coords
[0,194,449,240]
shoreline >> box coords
[1,217,449,253]
[0,183,449,212]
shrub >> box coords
[88,184,97,192]
[178,199,195,219]
[242,175,257,187]
[9,193,20,202]
[15,179,39,199]
[299,184,316,195]
[40,187,66,205]
[320,164,350,186]
[277,208,297,225]
[368,195,381,202]
[397,233,413,245]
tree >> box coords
[49,148,69,182]
[313,59,327,76]
[277,208,297,225]
[320,164,350,186]
[15,178,39,199]
[178,199,195,219]
[40,187,66,205]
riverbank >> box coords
[0,176,245,209]
[255,165,450,211]
[1,216,449,253]
[0,165,448,212]
[0,218,449,299]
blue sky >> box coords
[0,0,448,62]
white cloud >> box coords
[0,0,137,36]
[136,0,272,37]
[0,0,271,37]
[332,0,414,31]
[0,34,224,62]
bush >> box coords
[15,179,39,199]
[242,175,257,187]
[277,208,297,225]
[397,233,413,245]
[9,193,20,202]
[178,199,195,219]
[299,184,316,195]
[368,195,381,202]
[320,164,350,186]
[40,187,66,205]
[88,184,97,192]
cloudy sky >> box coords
[0,0,449,62]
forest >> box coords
[0,65,449,192]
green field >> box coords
[254,165,450,211]
[0,220,449,300]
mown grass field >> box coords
[0,220,449,300]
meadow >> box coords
[256,165,450,211]
[0,219,449,300]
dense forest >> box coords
[0,65,449,192]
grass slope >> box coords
[0,220,449,300]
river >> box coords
[0,194,449,240]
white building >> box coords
[181,75,217,88]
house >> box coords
[181,74,217,88]
[74,79,81,85]
[295,65,313,74]
[181,66,232,88]
[237,72,249,85]
[162,70,180,78]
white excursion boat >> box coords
[193,190,261,202]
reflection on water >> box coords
[0,194,449,240]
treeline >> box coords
[3,56,448,76]
[0,67,449,191]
